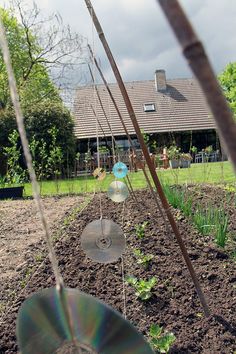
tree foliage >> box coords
[7,0,84,106]
[0,1,83,177]
[25,100,76,170]
[0,7,60,109]
[218,62,236,119]
[0,108,17,174]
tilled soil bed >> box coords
[0,188,236,353]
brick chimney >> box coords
[155,69,167,92]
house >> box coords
[73,70,219,155]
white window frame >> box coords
[143,103,156,112]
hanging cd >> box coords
[112,162,128,178]
[81,219,125,263]
[93,167,106,181]
[17,287,153,354]
[107,181,129,203]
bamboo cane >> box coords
[84,0,210,317]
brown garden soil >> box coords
[0,186,236,353]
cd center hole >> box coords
[96,236,111,249]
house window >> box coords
[143,103,155,112]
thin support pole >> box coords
[125,175,139,205]
[88,63,117,158]
[84,0,210,317]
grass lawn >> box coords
[23,161,236,197]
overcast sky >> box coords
[1,0,236,84]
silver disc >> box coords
[107,181,129,203]
[17,287,153,354]
[81,219,125,263]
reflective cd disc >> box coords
[107,181,129,203]
[112,162,128,178]
[17,287,153,354]
[93,167,106,181]
[81,219,125,263]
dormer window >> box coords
[143,103,155,112]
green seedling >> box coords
[126,275,157,300]
[149,324,176,353]
[215,213,228,248]
[135,221,148,239]
[35,252,44,263]
[133,249,154,268]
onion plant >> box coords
[163,185,229,248]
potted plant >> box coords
[167,145,181,169]
[180,153,192,168]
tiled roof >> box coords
[73,78,216,139]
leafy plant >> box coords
[0,175,6,188]
[135,221,148,239]
[167,145,181,160]
[218,62,236,119]
[190,146,197,154]
[204,145,213,154]
[149,324,176,353]
[126,276,157,300]
[29,136,49,184]
[141,129,150,146]
[47,127,63,180]
[99,146,109,153]
[133,249,154,268]
[84,150,92,164]
[180,153,192,161]
[3,130,26,185]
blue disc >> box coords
[16,287,153,354]
[112,162,128,178]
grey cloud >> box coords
[1,0,235,84]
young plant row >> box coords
[162,185,229,248]
[125,221,176,353]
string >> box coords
[120,201,127,319]
[0,15,63,291]
[90,8,103,223]
[107,92,117,162]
